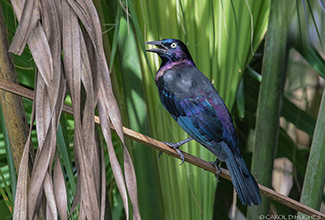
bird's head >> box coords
[145,39,195,66]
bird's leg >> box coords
[210,158,221,182]
[159,137,194,165]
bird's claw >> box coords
[175,148,185,166]
[210,159,221,182]
[158,151,163,160]
[163,141,185,166]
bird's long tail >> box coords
[224,148,261,206]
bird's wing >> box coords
[206,94,240,151]
[160,89,224,144]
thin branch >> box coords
[0,78,325,219]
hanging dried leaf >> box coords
[9,0,54,86]
[97,99,130,220]
[12,117,33,220]
[9,0,39,54]
[53,154,67,220]
[9,0,141,219]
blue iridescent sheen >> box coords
[146,39,261,206]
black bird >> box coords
[145,39,261,206]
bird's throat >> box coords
[155,60,195,82]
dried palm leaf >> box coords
[9,0,140,219]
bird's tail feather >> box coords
[225,150,261,206]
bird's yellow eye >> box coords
[170,42,177,48]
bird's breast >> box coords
[157,69,194,93]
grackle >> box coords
[145,39,261,206]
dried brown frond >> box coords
[8,0,140,219]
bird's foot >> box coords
[159,137,193,165]
[163,137,193,148]
[163,141,185,165]
[210,159,221,182]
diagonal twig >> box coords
[0,78,325,219]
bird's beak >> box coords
[145,40,168,54]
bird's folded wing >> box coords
[161,93,224,144]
